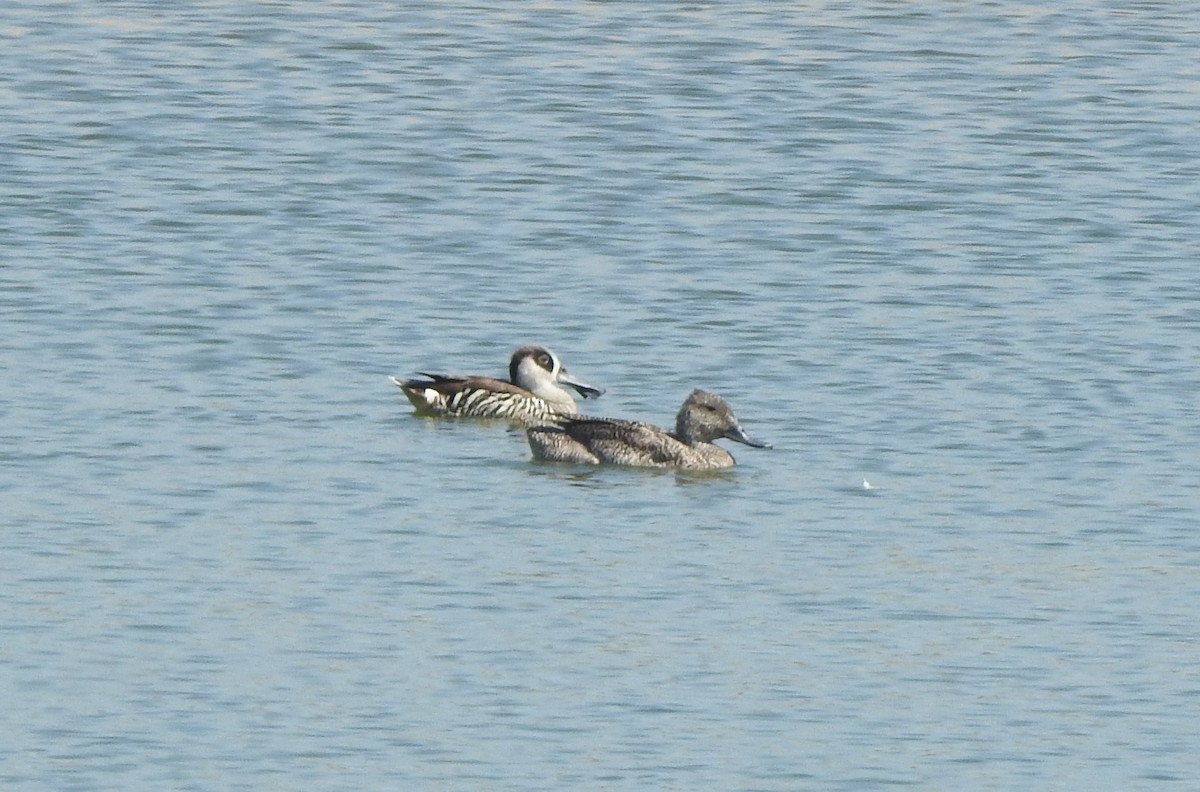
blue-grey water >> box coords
[3,2,1199,790]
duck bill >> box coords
[725,424,771,448]
[558,369,605,399]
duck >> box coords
[389,345,604,425]
[526,389,770,470]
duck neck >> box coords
[673,424,701,446]
[533,384,575,412]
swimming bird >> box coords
[389,345,604,425]
[526,389,770,470]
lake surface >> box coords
[3,2,1199,789]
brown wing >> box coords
[557,417,684,467]
[410,373,531,398]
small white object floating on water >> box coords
[862,478,878,491]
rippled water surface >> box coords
[4,2,1200,789]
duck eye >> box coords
[537,354,552,368]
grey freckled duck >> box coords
[389,345,604,426]
[526,389,771,470]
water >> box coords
[3,2,1199,789]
